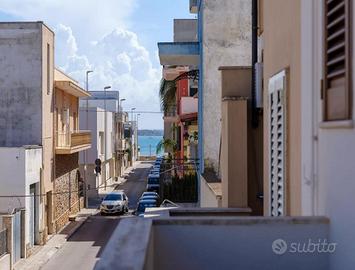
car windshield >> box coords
[142,194,157,198]
[104,194,122,201]
[148,178,159,184]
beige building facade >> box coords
[261,0,355,267]
[0,22,92,245]
[260,0,302,216]
[52,69,91,232]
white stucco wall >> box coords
[201,0,251,172]
[79,106,115,190]
[0,147,42,247]
[200,176,221,207]
[301,1,355,269]
[79,107,113,164]
[0,22,43,147]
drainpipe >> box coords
[197,0,204,206]
[251,0,258,128]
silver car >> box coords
[100,191,129,215]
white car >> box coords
[100,191,129,215]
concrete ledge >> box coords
[169,207,251,216]
[153,216,330,226]
[0,254,10,270]
[94,218,152,270]
[96,216,330,270]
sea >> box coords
[138,135,163,156]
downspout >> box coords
[251,0,258,128]
[197,0,204,205]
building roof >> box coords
[54,68,90,98]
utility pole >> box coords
[84,70,93,207]
[130,108,136,163]
[136,113,140,161]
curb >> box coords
[65,215,92,239]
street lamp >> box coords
[120,98,126,114]
[131,107,136,122]
[103,86,111,189]
[84,70,93,208]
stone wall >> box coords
[54,153,81,232]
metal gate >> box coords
[13,210,22,263]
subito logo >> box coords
[272,239,288,255]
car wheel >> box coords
[100,212,105,216]
[125,207,129,213]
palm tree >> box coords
[156,138,177,155]
[159,69,199,114]
[159,79,176,115]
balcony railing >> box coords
[56,130,91,154]
[180,96,198,115]
[164,105,177,117]
[116,139,128,152]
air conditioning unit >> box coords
[255,62,263,108]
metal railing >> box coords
[0,229,7,257]
[56,130,91,148]
[115,139,127,151]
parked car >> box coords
[154,160,162,166]
[100,191,129,215]
[150,168,160,174]
[133,199,157,216]
[152,164,161,170]
[140,191,160,201]
[146,174,160,192]
[139,195,158,203]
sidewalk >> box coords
[13,208,97,270]
[14,164,139,270]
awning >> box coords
[55,81,91,98]
[180,112,198,122]
[158,42,199,66]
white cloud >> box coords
[55,25,162,127]
[0,0,137,42]
[0,1,164,129]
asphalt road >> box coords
[41,161,152,270]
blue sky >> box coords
[0,0,195,129]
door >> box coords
[29,184,36,246]
[13,210,22,263]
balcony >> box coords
[158,42,199,66]
[116,139,128,152]
[180,97,198,122]
[163,106,179,123]
[56,130,91,154]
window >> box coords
[103,194,122,201]
[189,87,198,97]
[268,70,287,217]
[47,43,51,95]
[99,132,105,156]
[62,109,69,131]
[323,0,352,121]
[73,112,77,131]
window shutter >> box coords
[324,0,352,120]
[269,70,287,217]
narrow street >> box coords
[40,161,152,270]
